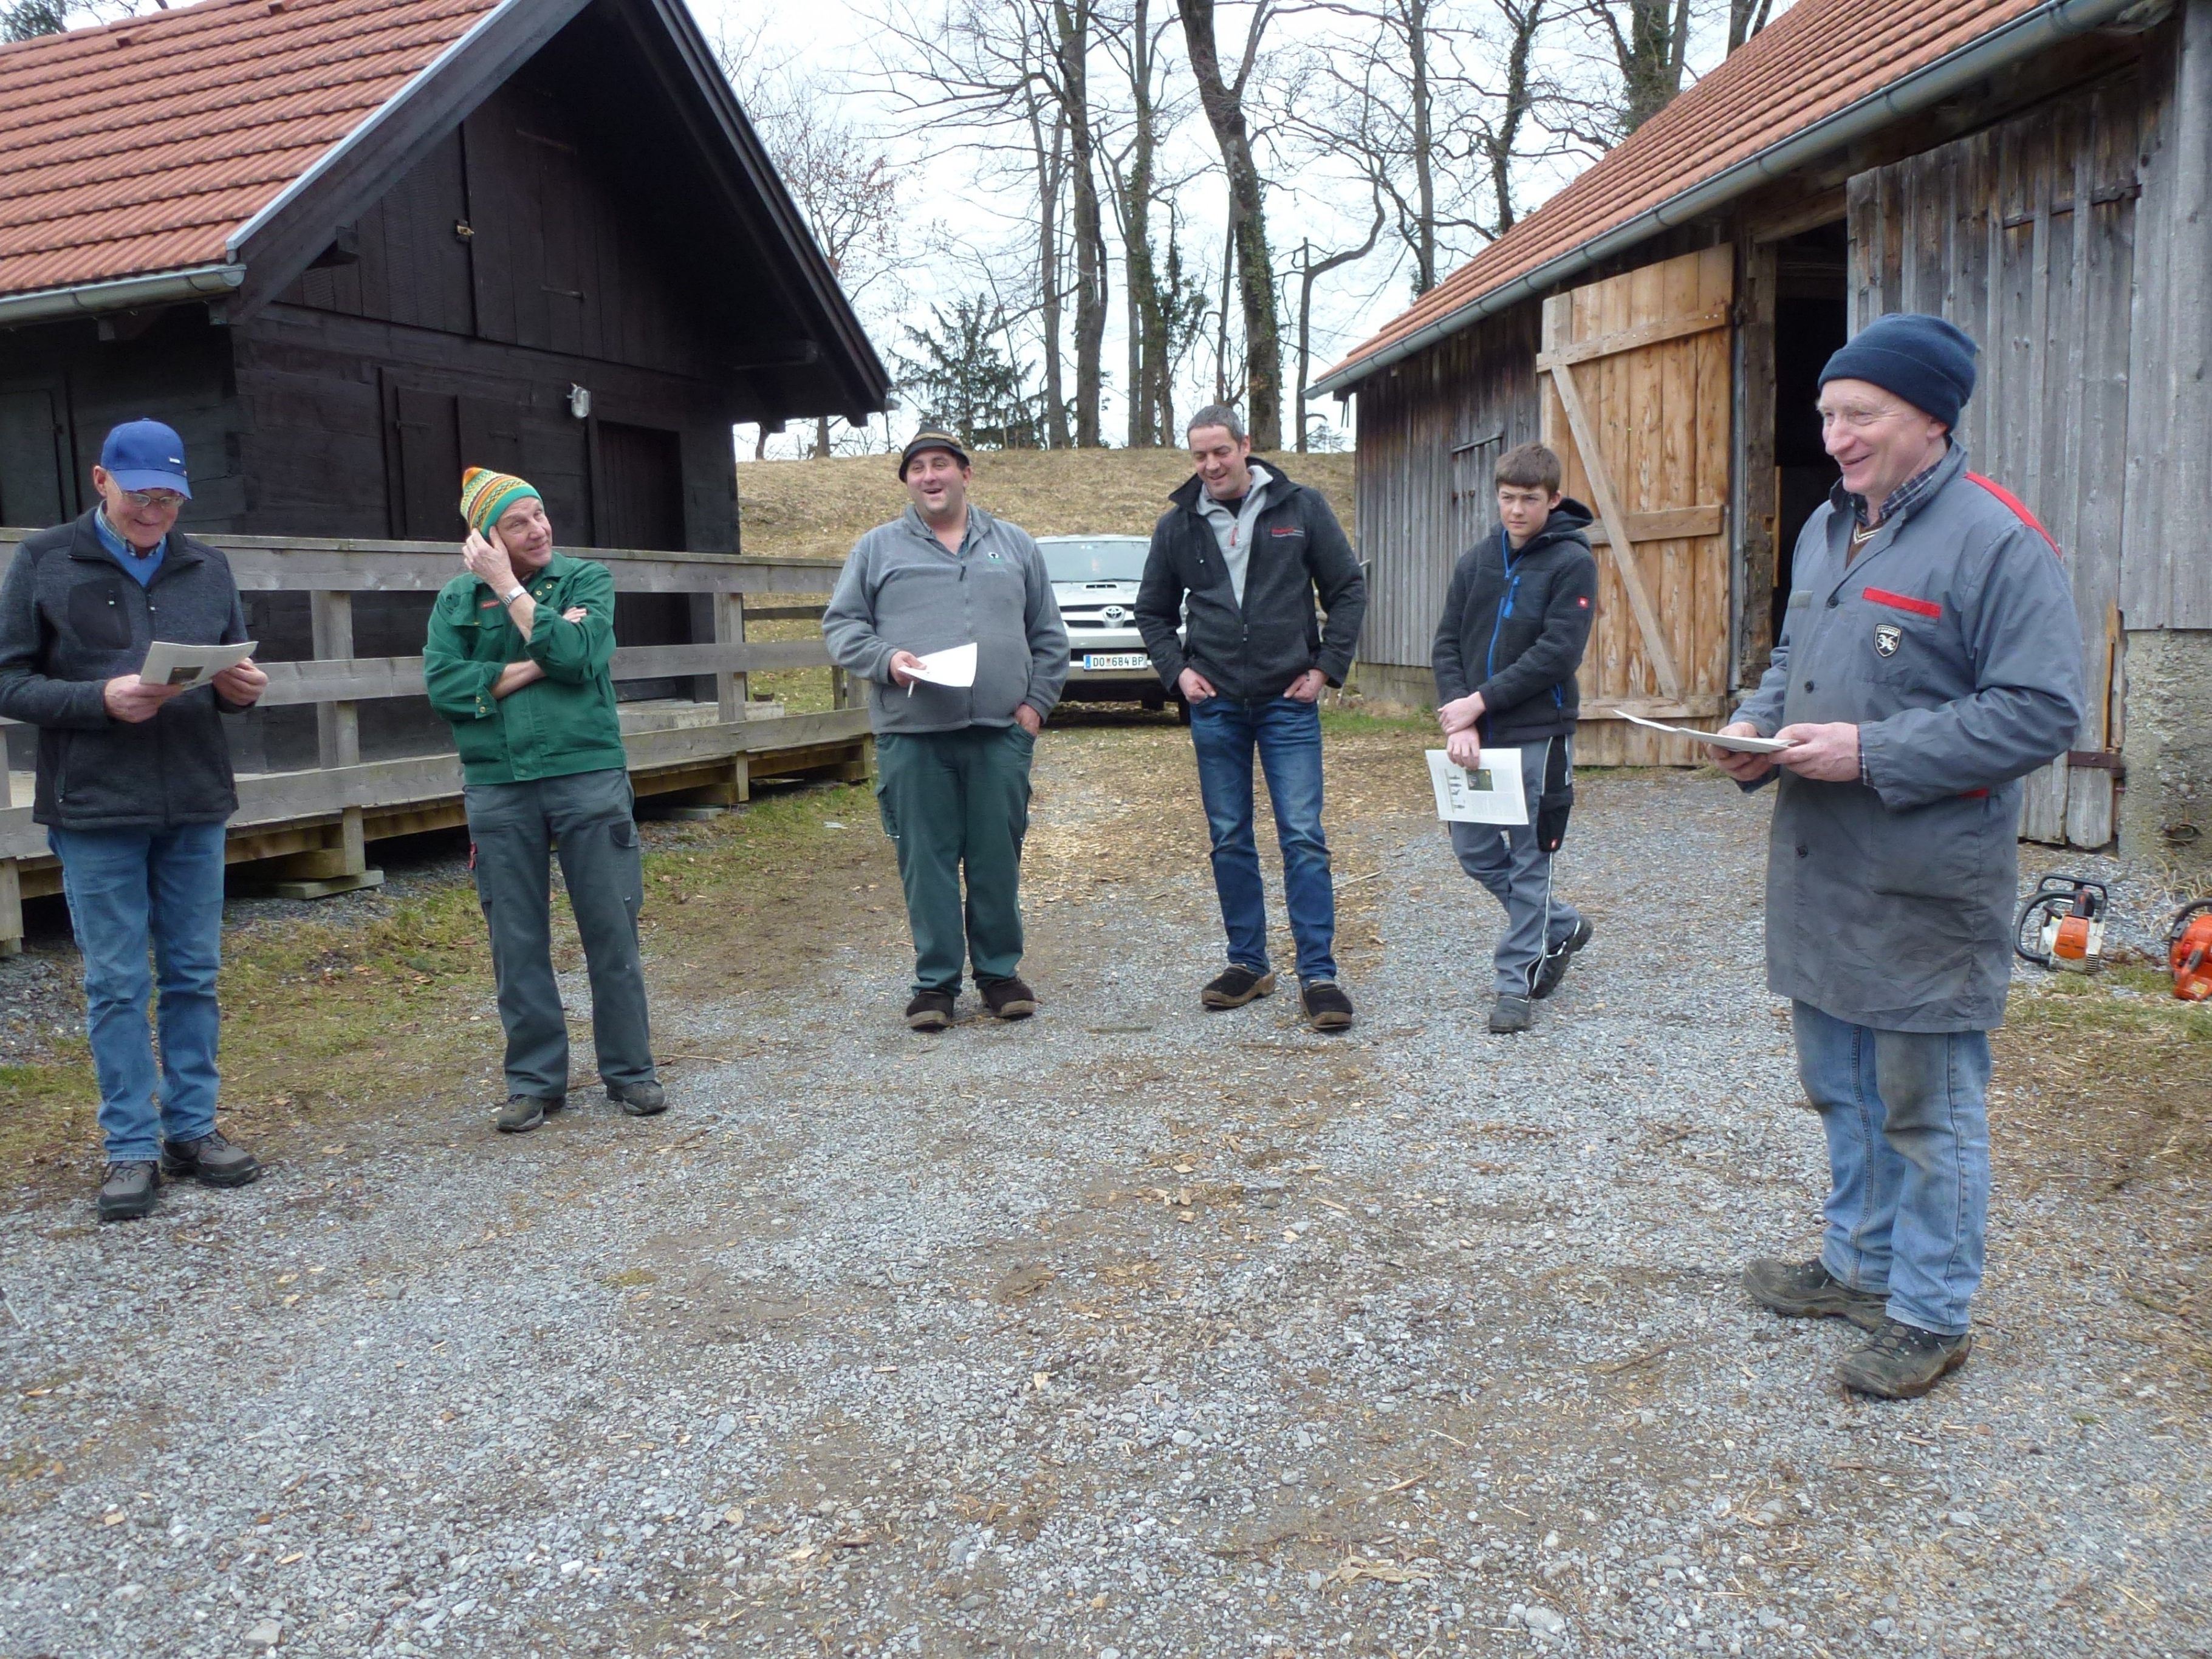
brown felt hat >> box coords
[897,430,971,478]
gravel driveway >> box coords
[2,728,2205,1658]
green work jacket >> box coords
[422,553,628,786]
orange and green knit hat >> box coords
[459,467,540,536]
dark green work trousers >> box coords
[465,766,656,1101]
[875,725,1035,997]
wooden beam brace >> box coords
[1546,360,1685,704]
[1535,305,1730,371]
[1584,505,1725,546]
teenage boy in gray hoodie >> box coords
[1433,442,1600,1035]
[823,433,1069,1031]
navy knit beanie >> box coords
[1818,313,1979,428]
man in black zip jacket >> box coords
[1433,442,1599,1034]
[0,420,269,1222]
[1135,404,1366,1032]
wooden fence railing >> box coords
[0,533,866,952]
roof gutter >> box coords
[225,0,524,259]
[1309,0,2153,399]
[0,263,245,329]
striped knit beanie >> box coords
[459,467,540,536]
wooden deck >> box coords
[0,533,868,951]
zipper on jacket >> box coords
[1485,529,1518,682]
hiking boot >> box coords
[1837,1318,1974,1400]
[497,1094,561,1134]
[1200,965,1276,1009]
[608,1080,667,1117]
[979,976,1038,1020]
[1532,918,1594,1000]
[1488,993,1533,1033]
[1301,980,1355,1031]
[159,1129,262,1188]
[98,1160,159,1223]
[1742,1258,1888,1332]
[905,990,956,1031]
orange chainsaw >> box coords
[2168,900,2212,1001]
[2015,875,2108,972]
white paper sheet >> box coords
[1426,747,1529,825]
[905,641,978,691]
[139,640,258,691]
[1612,710,1798,754]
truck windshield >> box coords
[1043,539,1149,583]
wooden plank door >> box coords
[1539,245,1734,764]
[1847,72,2140,848]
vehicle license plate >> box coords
[1084,652,1152,671]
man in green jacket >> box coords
[423,467,664,1133]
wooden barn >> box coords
[1313,0,2212,862]
[0,0,890,950]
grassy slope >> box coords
[734,448,1357,563]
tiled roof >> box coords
[1317,0,2049,389]
[0,0,499,299]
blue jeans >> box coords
[1187,695,1335,983]
[49,823,229,1163]
[1793,1001,1991,1336]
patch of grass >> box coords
[0,781,886,1186]
[2001,970,2212,1182]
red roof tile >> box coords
[0,0,498,298]
[1317,0,2049,389]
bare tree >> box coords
[1290,192,1383,450]
[1725,0,1774,51]
[1046,0,1111,445]
[719,39,903,457]
[1176,0,1284,450]
[1572,0,1691,133]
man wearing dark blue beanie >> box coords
[1705,313,2086,1400]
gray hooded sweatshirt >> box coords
[823,504,1070,736]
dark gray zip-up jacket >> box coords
[1735,445,2084,1032]
[1135,466,1365,702]
[0,511,250,830]
[1431,501,1598,744]
[823,504,1069,736]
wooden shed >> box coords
[0,0,891,949]
[1313,0,2212,861]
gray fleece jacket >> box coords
[823,504,1070,736]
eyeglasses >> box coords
[117,488,185,510]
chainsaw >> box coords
[2014,875,2108,971]
[2168,900,2212,1001]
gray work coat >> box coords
[1736,445,2085,1032]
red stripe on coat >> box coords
[1863,586,1942,619]
[1966,473,2063,559]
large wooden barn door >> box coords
[1847,74,2141,848]
[1539,245,1734,764]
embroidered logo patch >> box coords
[1874,623,1902,658]
[1269,525,1303,537]
[1576,595,1590,609]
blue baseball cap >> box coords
[98,419,191,498]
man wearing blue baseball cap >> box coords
[0,419,270,1222]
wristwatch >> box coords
[502,587,527,607]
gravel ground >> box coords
[2,738,2207,1659]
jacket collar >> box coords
[1171,460,1298,515]
[66,507,204,575]
[1497,498,1594,561]
[900,501,998,551]
[1820,443,1970,589]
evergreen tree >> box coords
[893,298,1052,451]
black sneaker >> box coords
[159,1129,261,1188]
[1741,1258,1888,1332]
[979,976,1038,1020]
[905,990,956,1031]
[608,1080,667,1117]
[1488,993,1533,1033]
[98,1160,159,1223]
[497,1095,562,1134]
[1200,965,1276,1009]
[1837,1318,1973,1400]
[1301,980,1354,1031]
[1532,918,1594,1000]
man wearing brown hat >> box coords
[823,433,1069,1030]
